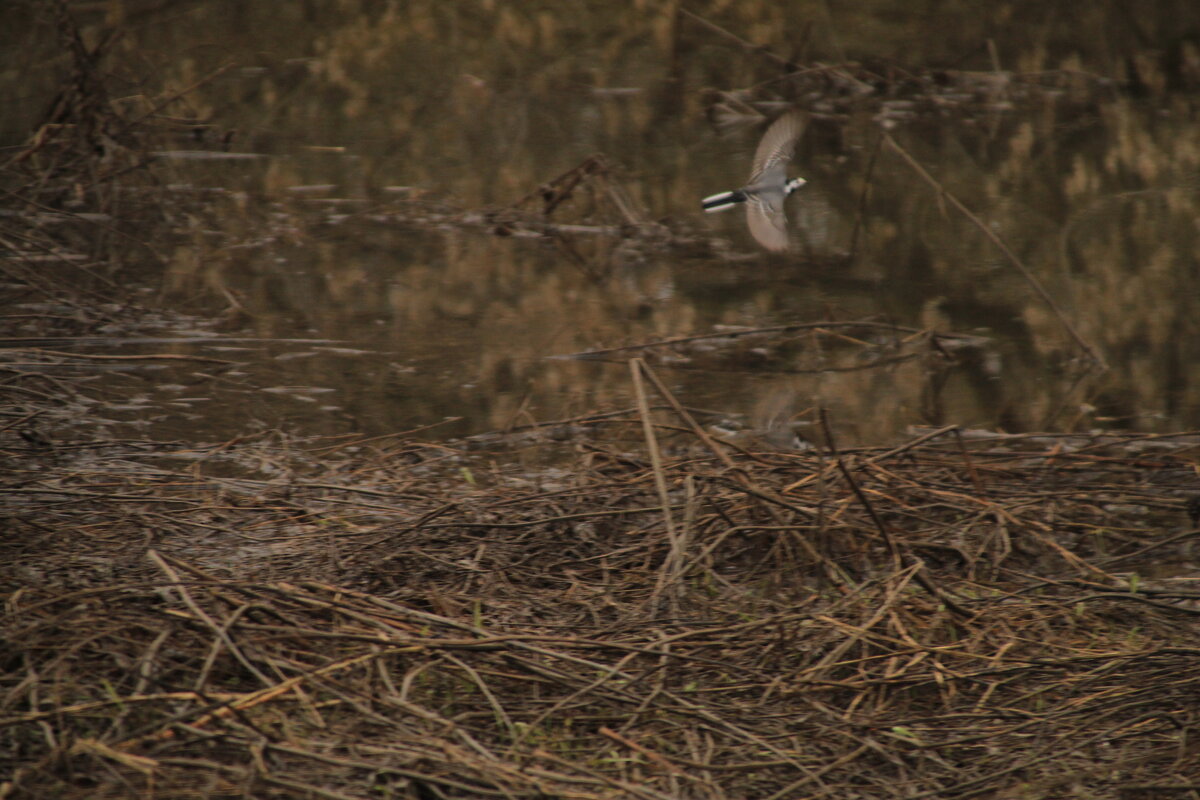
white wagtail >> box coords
[701,110,806,252]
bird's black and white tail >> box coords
[701,190,746,213]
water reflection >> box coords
[5,2,1200,446]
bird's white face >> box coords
[784,177,807,195]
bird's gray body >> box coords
[701,111,806,251]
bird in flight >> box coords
[701,110,807,252]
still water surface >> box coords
[7,2,1200,447]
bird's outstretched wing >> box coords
[746,196,789,252]
[749,110,805,183]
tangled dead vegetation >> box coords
[5,9,1200,799]
[4,365,1200,798]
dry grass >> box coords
[4,372,1200,798]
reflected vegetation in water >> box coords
[3,2,1200,445]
